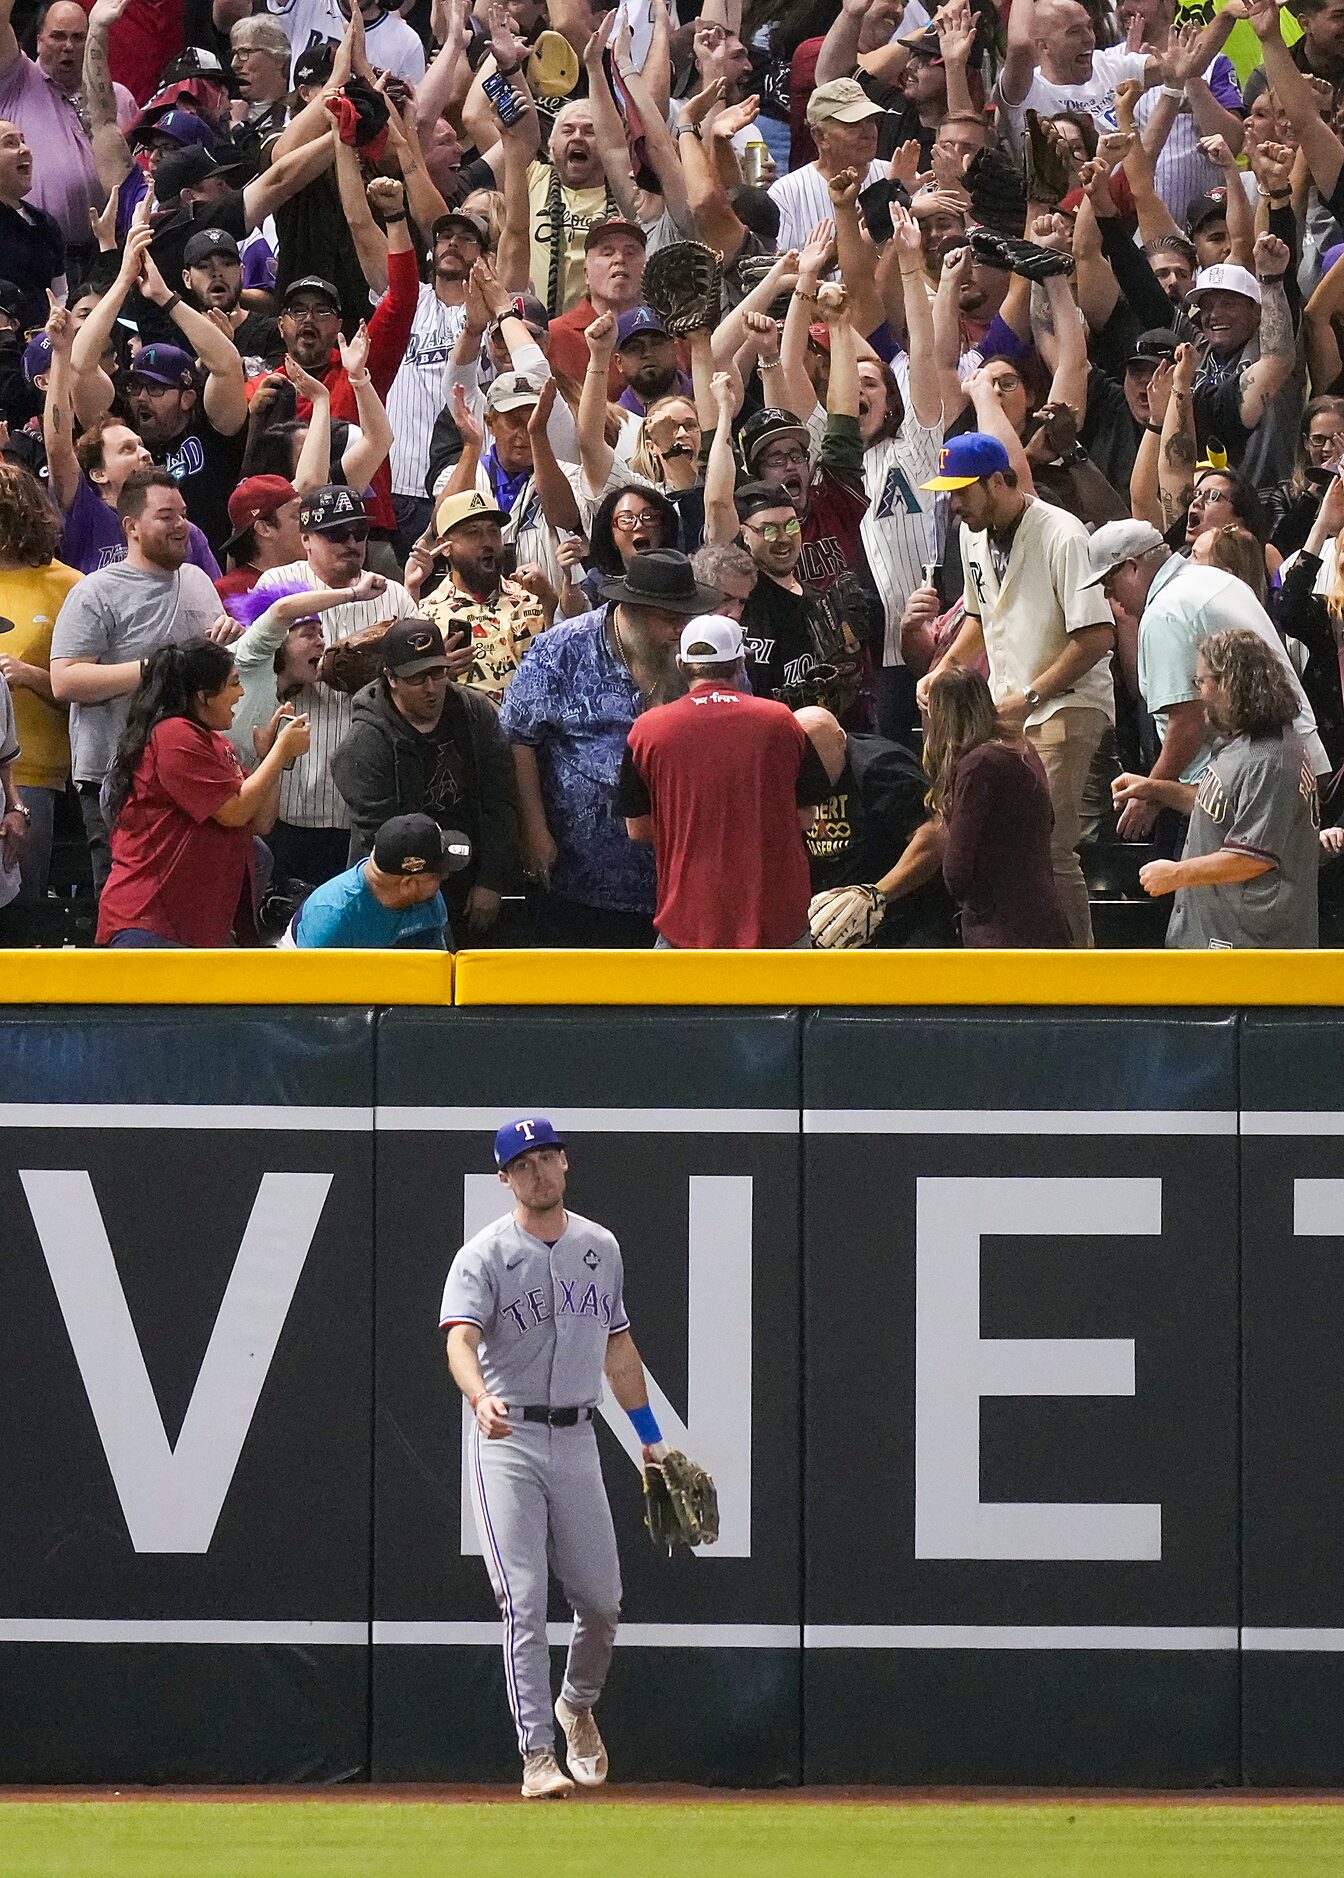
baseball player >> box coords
[440,1116,669,1799]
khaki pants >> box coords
[1026,706,1110,949]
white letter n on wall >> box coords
[21,1169,331,1554]
[914,1175,1163,1562]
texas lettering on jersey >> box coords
[500,1273,615,1336]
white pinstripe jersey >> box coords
[252,560,419,829]
[861,420,944,667]
[388,285,468,500]
[768,160,888,259]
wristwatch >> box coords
[1024,687,1043,712]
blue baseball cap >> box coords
[921,432,1012,491]
[494,1116,566,1168]
[616,305,669,347]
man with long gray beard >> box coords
[498,549,721,946]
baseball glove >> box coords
[642,1448,720,1554]
[318,619,392,693]
[969,227,1075,282]
[642,241,724,336]
[1023,109,1074,210]
[963,145,1028,238]
[809,884,886,950]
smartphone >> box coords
[483,71,525,128]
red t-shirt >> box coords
[97,717,254,947]
[618,681,830,948]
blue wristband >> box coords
[628,1403,662,1446]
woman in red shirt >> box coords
[924,666,1070,950]
[97,639,310,948]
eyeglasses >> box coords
[391,666,447,685]
[744,518,801,541]
[612,510,664,530]
[318,524,370,544]
[758,449,809,470]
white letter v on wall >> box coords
[20,1170,332,1554]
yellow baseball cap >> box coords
[528,30,579,99]
[434,488,507,537]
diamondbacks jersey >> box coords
[439,1209,630,1407]
[768,159,887,258]
[861,420,943,667]
[388,286,467,500]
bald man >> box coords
[0,0,135,247]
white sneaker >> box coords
[521,1750,574,1799]
[554,1694,609,1787]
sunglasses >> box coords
[316,523,369,544]
[744,517,801,541]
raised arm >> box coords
[1239,234,1296,429]
[416,0,471,140]
[891,205,942,430]
[381,91,450,240]
[578,310,618,498]
[336,323,394,488]
[497,103,534,296]
[1305,246,1344,394]
[703,370,742,544]
[41,292,80,516]
[141,253,247,436]
[1200,134,1255,270]
[336,128,392,297]
[711,245,799,369]
[585,14,645,224]
[828,167,885,342]
[1000,0,1039,109]
[673,78,748,259]
[0,0,18,74]
[284,358,335,493]
[242,138,338,233]
[526,380,582,533]
[1241,0,1343,200]
[1157,341,1197,531]
[83,0,133,193]
[815,0,868,85]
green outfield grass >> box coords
[3,1800,1344,1878]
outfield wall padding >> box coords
[0,1000,1339,1786]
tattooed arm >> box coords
[1158,343,1198,534]
[1240,237,1297,430]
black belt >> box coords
[519,1406,594,1426]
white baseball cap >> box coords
[1187,263,1262,306]
[1077,519,1168,588]
[679,614,744,662]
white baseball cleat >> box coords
[521,1750,575,1800]
[554,1694,609,1787]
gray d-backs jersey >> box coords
[440,1209,629,1407]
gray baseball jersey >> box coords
[1168,729,1320,951]
[440,1209,629,1407]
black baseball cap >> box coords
[156,144,247,202]
[298,484,368,531]
[740,407,811,470]
[372,814,448,877]
[281,274,342,312]
[735,478,798,524]
[0,278,23,320]
[183,226,241,266]
[293,41,335,86]
[380,617,450,676]
[1125,327,1182,370]
[1186,188,1228,234]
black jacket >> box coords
[331,677,522,894]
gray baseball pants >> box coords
[469,1418,622,1756]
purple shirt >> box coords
[0,55,135,246]
[59,475,221,579]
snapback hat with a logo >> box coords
[920,432,1012,491]
[372,813,448,878]
[299,484,367,532]
[379,617,450,676]
[433,488,507,537]
[494,1115,566,1168]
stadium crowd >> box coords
[0,0,1340,949]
